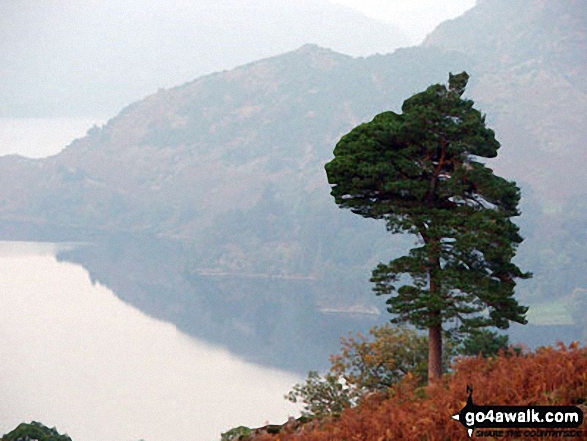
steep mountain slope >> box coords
[425,0,587,206]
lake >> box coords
[0,241,302,441]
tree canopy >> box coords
[1,421,72,441]
[324,72,530,381]
[286,325,435,418]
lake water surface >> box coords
[0,241,300,441]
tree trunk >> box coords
[426,234,443,383]
[428,324,443,382]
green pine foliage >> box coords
[459,329,512,357]
[325,72,530,379]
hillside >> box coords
[0,0,585,340]
[425,0,587,206]
[0,44,467,289]
[423,0,587,314]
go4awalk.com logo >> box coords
[451,386,585,438]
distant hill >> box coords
[0,44,468,304]
[425,0,587,207]
[0,0,585,336]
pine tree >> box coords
[324,72,530,382]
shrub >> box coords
[286,325,451,418]
[1,421,72,441]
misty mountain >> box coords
[0,0,585,338]
[425,0,587,207]
[0,0,409,118]
[0,44,468,314]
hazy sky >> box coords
[0,0,477,119]
[330,0,476,42]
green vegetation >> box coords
[328,325,430,390]
[1,421,71,441]
[459,328,511,357]
[221,426,253,441]
[325,72,530,382]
